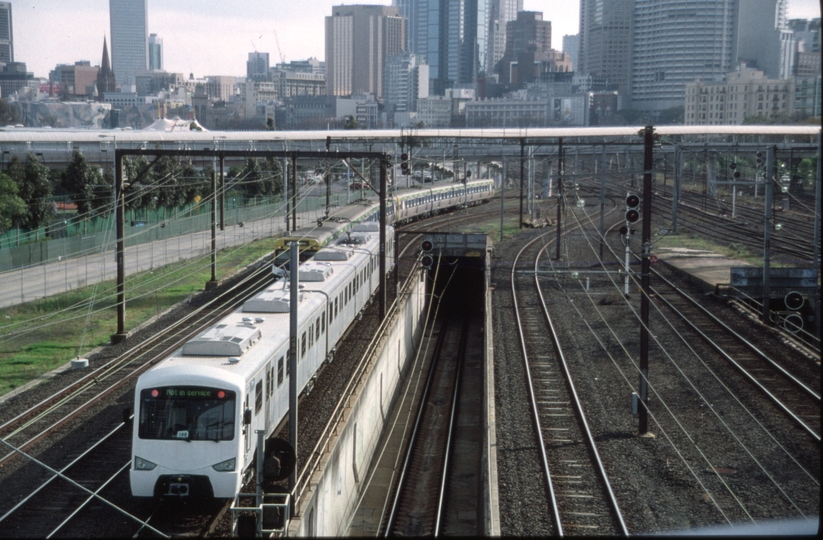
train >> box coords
[129,178,495,499]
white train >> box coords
[130,222,394,498]
[129,177,494,499]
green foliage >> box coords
[60,150,110,216]
[0,172,26,233]
[343,115,359,130]
[658,105,684,125]
[0,99,20,125]
[7,154,55,232]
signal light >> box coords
[785,291,804,310]
[756,151,763,168]
[421,239,433,252]
[400,153,409,174]
[733,171,740,178]
[421,254,434,268]
[625,193,640,223]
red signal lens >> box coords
[151,389,159,398]
[217,390,226,399]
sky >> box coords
[12,0,823,80]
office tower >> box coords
[487,0,522,76]
[394,0,489,95]
[384,52,430,124]
[247,52,270,79]
[562,34,579,71]
[325,5,406,98]
[109,0,148,88]
[0,2,13,65]
[498,11,552,85]
[631,0,738,111]
[577,0,632,95]
[737,0,794,79]
[149,34,163,71]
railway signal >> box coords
[421,254,434,268]
[625,193,640,224]
[421,239,433,252]
[400,153,409,175]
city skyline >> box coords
[11,0,815,82]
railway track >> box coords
[654,189,815,263]
[649,266,821,442]
[0,264,275,537]
[511,230,628,536]
[382,274,485,536]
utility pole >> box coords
[762,146,775,325]
[555,138,564,260]
[288,242,299,490]
[638,125,655,438]
[519,139,525,228]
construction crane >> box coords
[273,26,286,64]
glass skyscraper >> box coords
[109,0,148,89]
[394,0,490,95]
[0,2,13,65]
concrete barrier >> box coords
[288,270,427,537]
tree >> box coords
[343,115,359,130]
[658,105,684,125]
[236,158,274,199]
[0,99,20,126]
[60,149,109,217]
[0,172,26,234]
[123,156,157,212]
[263,157,284,196]
[7,154,55,234]
[153,156,187,209]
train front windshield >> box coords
[138,386,236,442]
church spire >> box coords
[97,36,116,100]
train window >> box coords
[286,349,291,376]
[265,368,271,397]
[301,332,306,359]
[255,380,263,414]
[321,311,326,333]
[138,387,236,441]
[308,326,313,349]
[278,356,284,386]
[335,297,338,318]
[315,318,320,340]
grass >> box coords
[0,239,276,397]
[651,229,763,265]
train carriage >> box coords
[130,224,393,498]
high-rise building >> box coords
[109,0,148,89]
[577,0,632,95]
[247,52,270,79]
[384,52,429,125]
[737,0,794,80]
[487,0,523,76]
[498,11,552,85]
[631,0,739,111]
[393,0,490,95]
[149,34,163,71]
[325,5,406,98]
[562,34,579,72]
[0,2,13,65]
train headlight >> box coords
[212,458,236,472]
[134,456,157,471]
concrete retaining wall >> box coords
[288,270,427,537]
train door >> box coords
[265,361,272,430]
[244,387,252,456]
